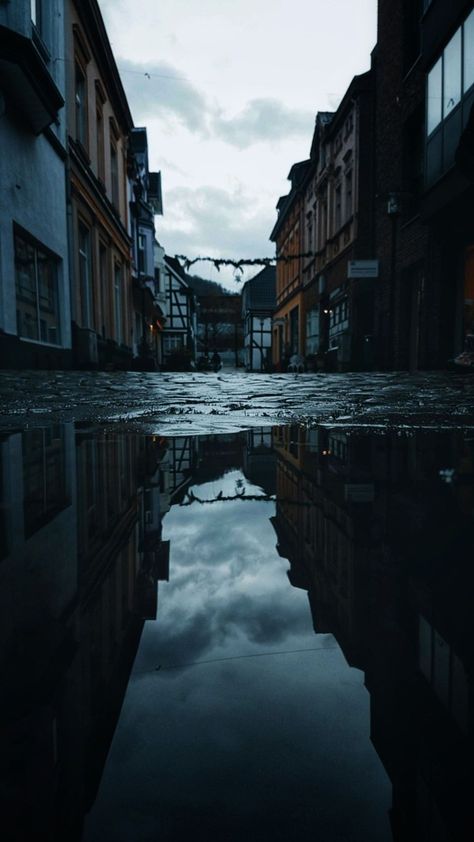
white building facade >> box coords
[0,0,72,367]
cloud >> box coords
[116,59,313,151]
[116,58,209,134]
[212,98,315,148]
[157,184,275,263]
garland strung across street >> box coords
[174,252,316,274]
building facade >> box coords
[128,127,164,369]
[241,266,275,371]
[270,160,310,369]
[162,255,196,369]
[374,0,474,369]
[420,0,474,364]
[303,73,375,372]
[0,0,72,368]
[65,0,134,369]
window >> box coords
[114,263,123,344]
[75,63,87,147]
[464,9,474,93]
[110,142,119,208]
[306,211,313,252]
[426,11,474,186]
[96,107,105,181]
[15,229,61,345]
[443,28,461,119]
[335,184,342,231]
[427,57,442,135]
[31,0,41,30]
[427,13,474,136]
[164,334,184,353]
[345,170,353,220]
[99,243,108,336]
[22,427,68,538]
[138,233,146,274]
[78,224,93,328]
[306,307,319,354]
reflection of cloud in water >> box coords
[133,473,312,674]
[85,469,392,842]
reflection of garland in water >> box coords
[175,252,316,275]
[180,491,312,506]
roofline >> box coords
[74,0,134,132]
[325,68,373,136]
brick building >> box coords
[420,1,474,365]
[374,0,474,370]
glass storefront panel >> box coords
[443,28,462,119]
[464,10,474,93]
[427,57,442,135]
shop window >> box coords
[15,229,61,345]
[99,243,108,337]
[306,307,319,354]
[114,263,123,344]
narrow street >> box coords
[2,1,474,840]
[1,368,474,433]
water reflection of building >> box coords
[272,426,473,841]
[243,428,276,496]
[0,426,171,841]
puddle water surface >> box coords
[1,425,472,841]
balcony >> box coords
[0,24,63,134]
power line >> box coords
[135,644,339,675]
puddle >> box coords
[0,425,472,841]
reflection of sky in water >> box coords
[85,470,391,842]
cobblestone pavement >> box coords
[1,368,474,434]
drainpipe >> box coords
[387,193,400,370]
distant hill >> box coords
[185,274,231,297]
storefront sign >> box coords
[348,260,379,279]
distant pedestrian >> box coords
[211,350,221,372]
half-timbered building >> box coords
[242,266,276,371]
[162,256,196,368]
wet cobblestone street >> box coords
[1,369,474,433]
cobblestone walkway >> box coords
[1,369,474,433]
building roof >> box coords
[242,266,276,311]
[164,255,193,291]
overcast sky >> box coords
[98,0,377,288]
